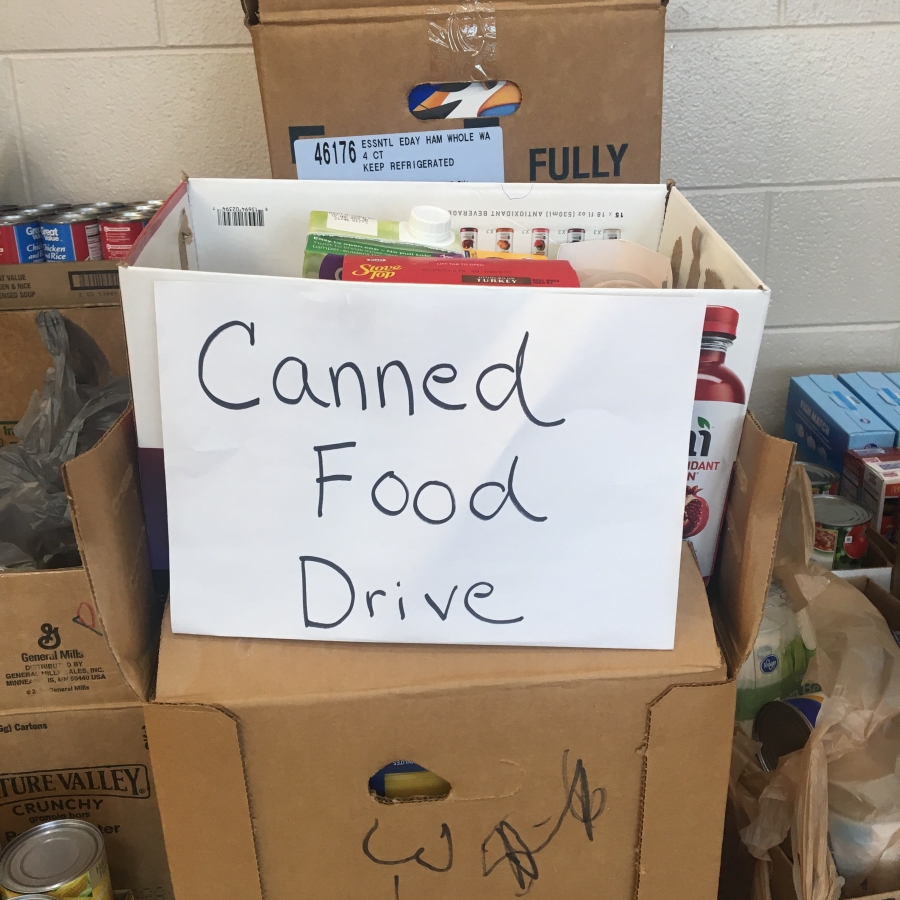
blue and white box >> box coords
[838,373,900,445]
[784,374,895,471]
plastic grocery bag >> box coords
[739,465,900,900]
[0,310,130,570]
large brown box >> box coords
[0,307,171,899]
[245,0,666,183]
[146,418,794,900]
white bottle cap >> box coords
[403,206,455,247]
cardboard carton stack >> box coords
[0,305,172,900]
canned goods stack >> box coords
[0,820,113,900]
[0,199,162,264]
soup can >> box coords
[798,462,840,495]
[40,212,102,262]
[812,494,871,570]
[495,227,514,252]
[530,227,550,256]
[0,820,112,900]
[459,227,477,250]
[0,214,43,264]
[99,209,150,260]
[753,691,824,771]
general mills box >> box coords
[784,375,895,472]
[243,0,666,182]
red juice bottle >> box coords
[685,305,746,579]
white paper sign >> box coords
[155,280,707,648]
[294,128,505,182]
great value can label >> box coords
[41,220,102,262]
[0,221,43,264]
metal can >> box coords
[530,227,550,256]
[602,228,621,240]
[124,200,162,212]
[0,214,43,264]
[459,227,478,251]
[40,212,103,262]
[798,461,840,495]
[16,204,70,217]
[72,202,125,214]
[0,820,112,900]
[567,228,585,242]
[495,227,514,252]
[812,494,871,570]
[753,691,824,771]
[99,209,150,260]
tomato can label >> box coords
[100,219,145,260]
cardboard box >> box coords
[144,416,794,900]
[784,375,895,472]
[0,704,173,900]
[121,178,771,596]
[839,447,900,501]
[838,373,900,443]
[0,260,120,310]
[244,0,666,182]
[0,310,171,898]
[860,457,900,541]
[0,306,128,447]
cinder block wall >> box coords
[1,0,898,434]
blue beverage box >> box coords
[784,375,895,472]
[838,373,900,445]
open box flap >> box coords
[154,542,724,706]
[708,415,796,674]
[145,703,262,900]
[63,406,163,700]
[661,187,765,292]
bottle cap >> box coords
[703,305,739,338]
[405,206,454,247]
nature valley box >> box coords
[0,704,173,900]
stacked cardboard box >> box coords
[0,303,172,900]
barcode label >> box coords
[68,270,120,290]
[216,207,266,226]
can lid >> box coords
[797,461,840,487]
[813,494,872,528]
[703,305,739,338]
[0,820,105,893]
[41,212,98,224]
[0,213,39,224]
[103,210,151,223]
[753,700,815,772]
